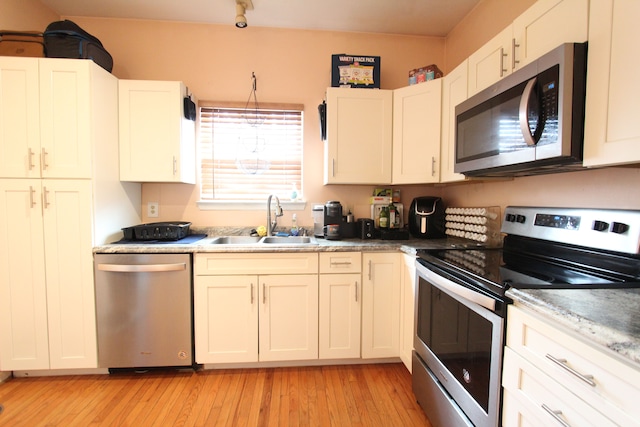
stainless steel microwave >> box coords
[454,42,587,177]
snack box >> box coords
[332,54,380,89]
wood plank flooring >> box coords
[0,363,431,426]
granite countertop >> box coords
[507,288,640,368]
[93,231,477,255]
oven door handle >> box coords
[416,261,496,311]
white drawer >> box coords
[502,347,617,427]
[507,305,640,426]
[195,253,318,275]
[319,252,361,274]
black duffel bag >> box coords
[44,20,113,72]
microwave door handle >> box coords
[519,77,538,147]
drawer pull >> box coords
[330,261,352,266]
[545,354,596,387]
[542,404,571,427]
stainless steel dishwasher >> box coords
[94,253,193,369]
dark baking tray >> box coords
[122,221,192,241]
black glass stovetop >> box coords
[417,235,640,297]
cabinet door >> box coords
[361,253,401,358]
[440,59,469,183]
[584,0,640,167]
[42,179,97,369]
[194,275,259,364]
[0,180,49,370]
[325,87,392,184]
[38,59,92,179]
[512,0,588,71]
[0,57,41,178]
[392,80,442,184]
[259,274,318,361]
[467,26,513,96]
[119,80,196,183]
[399,253,415,372]
[319,273,361,359]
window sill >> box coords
[197,200,308,211]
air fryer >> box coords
[409,197,445,238]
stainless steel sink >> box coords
[209,235,316,245]
[209,236,263,245]
[261,236,316,245]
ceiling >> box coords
[38,0,482,37]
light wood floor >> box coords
[0,363,431,426]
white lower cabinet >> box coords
[0,179,97,370]
[502,305,640,427]
[318,252,362,359]
[194,253,319,364]
[195,251,405,365]
[399,253,415,372]
[361,252,401,359]
[260,274,318,361]
[194,275,258,363]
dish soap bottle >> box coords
[290,213,299,236]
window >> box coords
[198,103,303,203]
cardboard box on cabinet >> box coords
[331,54,380,88]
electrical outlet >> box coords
[147,202,159,218]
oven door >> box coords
[413,259,504,427]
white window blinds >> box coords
[199,105,303,201]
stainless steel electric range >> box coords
[412,206,640,427]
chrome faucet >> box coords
[267,194,283,236]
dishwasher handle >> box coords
[97,263,187,273]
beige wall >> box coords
[5,0,640,230]
[0,0,58,30]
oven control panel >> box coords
[502,206,640,254]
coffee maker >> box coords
[324,201,342,225]
[313,201,343,238]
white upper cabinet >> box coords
[583,0,640,167]
[467,26,514,97]
[512,0,588,70]
[392,80,442,184]
[0,57,94,179]
[119,80,196,183]
[468,0,588,96]
[440,60,469,183]
[324,87,393,184]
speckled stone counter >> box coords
[93,233,475,255]
[507,288,640,368]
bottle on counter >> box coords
[379,205,389,229]
[388,202,396,229]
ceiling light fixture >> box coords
[235,0,253,29]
